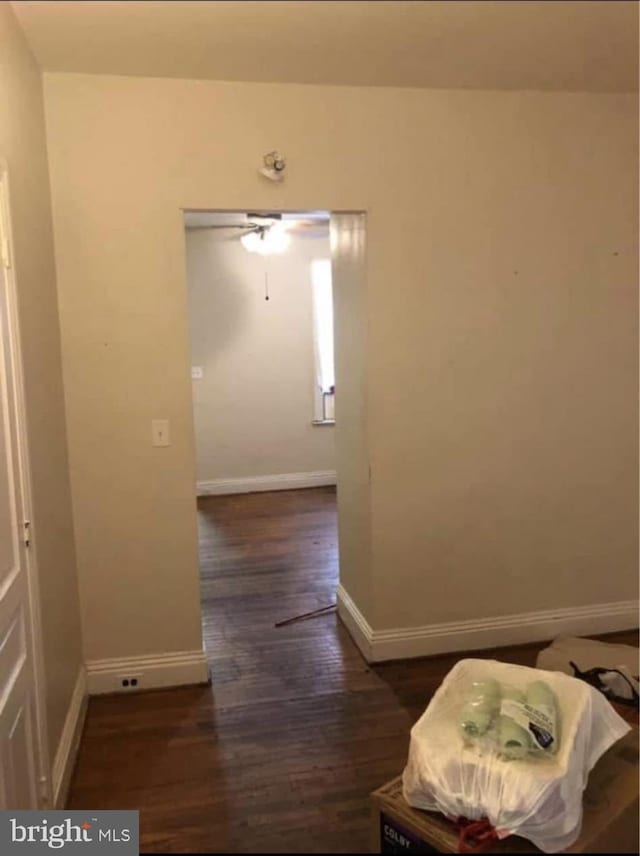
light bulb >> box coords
[265,224,291,254]
[241,224,290,255]
[240,231,261,253]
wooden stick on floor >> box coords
[274,603,336,628]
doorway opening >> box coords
[183,209,344,678]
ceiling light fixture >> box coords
[240,222,291,255]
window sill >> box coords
[312,419,335,426]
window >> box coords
[311,258,335,423]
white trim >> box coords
[86,649,210,695]
[336,585,373,661]
[52,667,88,809]
[336,585,639,663]
[197,470,336,496]
[0,162,52,807]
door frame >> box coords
[0,159,52,807]
[179,206,367,632]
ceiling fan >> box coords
[187,212,325,232]
[186,212,328,255]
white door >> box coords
[0,167,43,809]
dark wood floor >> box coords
[68,487,638,853]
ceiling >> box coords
[12,1,639,92]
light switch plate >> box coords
[191,366,203,380]
[151,419,170,447]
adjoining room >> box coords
[183,209,340,685]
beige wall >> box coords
[186,226,334,483]
[0,5,83,758]
[43,72,637,658]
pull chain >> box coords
[264,271,270,301]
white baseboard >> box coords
[197,470,336,497]
[86,649,210,695]
[336,585,638,663]
[52,666,88,809]
[336,585,374,661]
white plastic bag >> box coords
[402,659,630,852]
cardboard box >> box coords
[371,730,638,854]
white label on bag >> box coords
[500,699,556,749]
